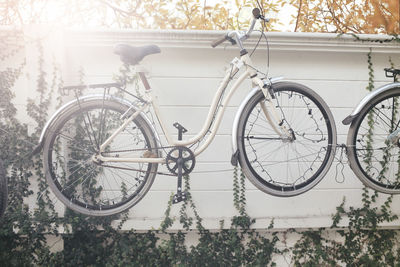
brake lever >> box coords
[227,36,237,45]
[261,16,270,23]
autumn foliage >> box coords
[292,0,400,34]
[0,0,399,33]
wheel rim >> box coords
[47,103,156,212]
[241,88,334,193]
[353,92,400,190]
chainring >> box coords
[166,146,196,176]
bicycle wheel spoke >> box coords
[45,100,158,215]
[349,91,400,193]
[238,83,335,196]
[81,111,100,150]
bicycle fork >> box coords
[259,97,292,141]
[243,53,292,141]
[254,77,292,141]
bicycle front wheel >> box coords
[237,82,336,197]
[347,88,400,194]
[43,98,159,216]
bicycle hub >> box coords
[387,129,400,146]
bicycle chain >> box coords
[100,164,176,177]
[102,145,193,177]
[103,145,176,154]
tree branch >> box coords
[294,0,303,32]
[96,0,143,18]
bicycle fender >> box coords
[32,94,160,155]
[342,82,400,125]
[230,77,284,166]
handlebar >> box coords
[211,33,237,48]
[211,34,228,48]
[211,8,269,48]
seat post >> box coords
[138,72,151,90]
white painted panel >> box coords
[4,28,400,231]
[121,189,400,230]
[149,162,365,192]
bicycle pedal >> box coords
[172,192,187,204]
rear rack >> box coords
[61,82,147,103]
[62,82,122,94]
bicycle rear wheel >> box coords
[237,82,336,197]
[347,88,400,194]
[43,98,159,216]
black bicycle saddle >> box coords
[114,44,161,65]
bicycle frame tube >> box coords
[152,54,255,155]
[152,64,245,152]
[96,101,165,164]
[97,53,287,164]
[99,104,148,151]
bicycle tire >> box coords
[347,88,400,194]
[237,82,337,197]
[43,98,159,216]
[0,159,7,217]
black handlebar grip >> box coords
[252,8,261,19]
[211,34,228,48]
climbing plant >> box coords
[290,47,400,266]
[0,33,57,266]
[1,30,400,266]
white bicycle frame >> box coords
[96,53,289,165]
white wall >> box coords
[2,27,400,231]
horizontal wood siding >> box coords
[2,27,400,230]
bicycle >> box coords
[344,68,400,194]
[33,8,337,216]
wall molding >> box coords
[63,29,400,53]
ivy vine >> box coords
[290,46,400,266]
[0,31,400,266]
